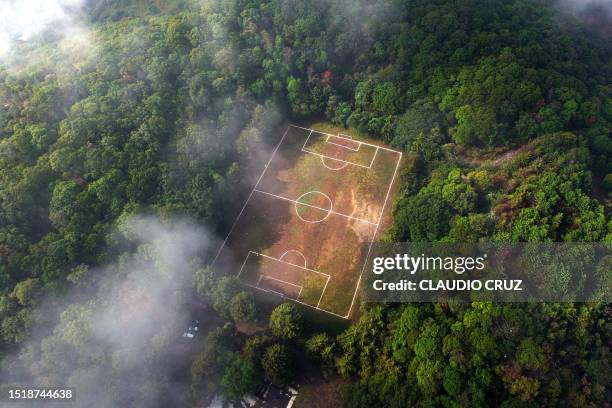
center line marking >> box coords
[254,189,377,226]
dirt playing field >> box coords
[214,125,402,318]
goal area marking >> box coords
[301,130,378,169]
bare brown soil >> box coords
[214,125,401,317]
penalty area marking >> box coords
[239,250,331,279]
[279,249,307,268]
[292,124,402,153]
[240,250,332,310]
[302,129,377,170]
[321,157,349,171]
[303,149,375,170]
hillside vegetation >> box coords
[0,0,610,406]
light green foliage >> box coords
[10,278,39,306]
[305,333,335,363]
[516,338,547,371]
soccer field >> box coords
[213,125,402,318]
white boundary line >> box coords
[303,129,375,169]
[237,251,252,278]
[301,129,313,151]
[345,150,403,318]
[316,275,331,308]
[254,189,377,226]
[302,148,375,169]
[213,124,403,319]
[324,134,361,152]
[368,147,378,168]
[250,251,330,278]
[247,282,347,319]
[259,275,304,298]
[291,124,402,154]
[212,126,291,264]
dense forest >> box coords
[0,0,610,406]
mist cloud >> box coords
[558,0,612,12]
[1,215,212,407]
[556,0,612,37]
[0,0,86,58]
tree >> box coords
[221,354,259,399]
[393,99,444,151]
[194,266,215,297]
[11,279,39,306]
[444,214,492,243]
[372,82,401,114]
[229,291,258,324]
[305,333,335,362]
[243,334,272,367]
[49,180,81,229]
[287,76,308,116]
[516,338,547,371]
[391,306,421,363]
[441,170,478,215]
[211,277,242,317]
[451,105,497,145]
[603,174,612,193]
[509,376,541,402]
[394,191,453,241]
[262,344,293,385]
[269,303,302,340]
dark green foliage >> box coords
[394,190,453,241]
[338,302,610,406]
[243,334,273,367]
[269,303,303,340]
[393,98,445,152]
[0,0,610,406]
[603,174,612,193]
[228,291,258,324]
[192,324,238,403]
[221,354,259,399]
[262,343,293,385]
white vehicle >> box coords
[182,320,200,339]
